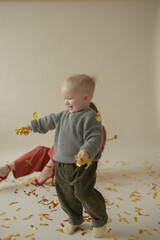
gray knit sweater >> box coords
[31,108,103,164]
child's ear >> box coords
[84,93,91,102]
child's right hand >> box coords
[22,125,32,135]
[25,125,32,131]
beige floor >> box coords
[0,148,160,240]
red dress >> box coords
[13,126,106,179]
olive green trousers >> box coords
[55,162,108,227]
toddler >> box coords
[28,74,108,237]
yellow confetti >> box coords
[2,218,11,221]
[106,228,111,233]
[107,135,118,141]
[25,159,32,166]
[40,224,49,226]
[95,114,102,122]
[56,229,64,233]
[14,234,20,237]
[130,235,139,239]
[134,217,138,222]
[123,218,130,224]
[9,202,18,206]
[1,225,10,228]
[74,155,92,169]
[2,235,13,240]
[153,228,160,234]
[0,212,6,216]
[139,229,143,234]
[112,235,118,240]
[124,212,131,215]
[16,208,21,212]
[31,225,38,230]
[103,235,111,239]
[44,216,53,221]
[15,127,32,136]
[25,234,34,238]
[153,191,158,198]
[23,214,33,220]
[117,197,123,201]
[81,231,87,236]
[144,230,152,235]
[0,187,7,192]
[33,112,37,121]
[107,218,112,224]
[128,239,139,240]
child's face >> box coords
[62,82,90,113]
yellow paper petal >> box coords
[103,235,111,239]
[1,225,10,228]
[123,218,130,224]
[153,191,158,198]
[153,228,160,234]
[112,235,118,240]
[81,231,87,235]
[130,235,139,239]
[56,229,64,233]
[144,230,152,235]
[16,208,21,212]
[0,212,6,216]
[124,212,131,215]
[9,202,18,206]
[15,127,32,135]
[25,159,32,166]
[134,217,138,222]
[33,112,37,121]
[2,235,14,240]
[31,225,38,230]
[23,214,33,220]
[14,234,20,237]
[74,155,92,169]
[95,114,102,122]
[106,228,111,233]
[25,234,34,238]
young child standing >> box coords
[27,74,108,238]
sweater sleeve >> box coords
[31,111,63,134]
[80,113,103,160]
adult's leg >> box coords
[13,146,51,178]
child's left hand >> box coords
[75,149,90,165]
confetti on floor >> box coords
[0,156,160,240]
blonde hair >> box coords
[65,74,96,99]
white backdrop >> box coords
[0,0,159,164]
